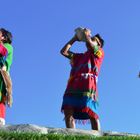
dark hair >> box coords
[94,34,104,48]
[0,28,12,44]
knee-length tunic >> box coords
[61,47,104,122]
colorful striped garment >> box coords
[0,44,8,68]
[0,43,13,119]
[61,46,104,123]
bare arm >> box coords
[84,29,103,58]
[60,35,78,58]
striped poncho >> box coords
[61,47,104,122]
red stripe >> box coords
[0,44,7,56]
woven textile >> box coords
[61,48,104,122]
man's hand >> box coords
[2,66,6,71]
[83,28,92,43]
[84,28,92,39]
[7,94,13,107]
[73,34,80,41]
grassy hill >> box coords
[0,131,140,140]
[0,124,140,140]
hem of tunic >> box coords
[61,105,99,124]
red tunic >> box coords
[62,48,104,121]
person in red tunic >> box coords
[61,28,104,130]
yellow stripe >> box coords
[95,50,102,58]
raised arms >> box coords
[60,35,79,59]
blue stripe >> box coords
[62,96,98,115]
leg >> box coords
[64,109,75,128]
[0,117,5,125]
[90,117,101,131]
[0,103,6,126]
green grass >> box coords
[0,131,140,140]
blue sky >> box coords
[1,0,140,133]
